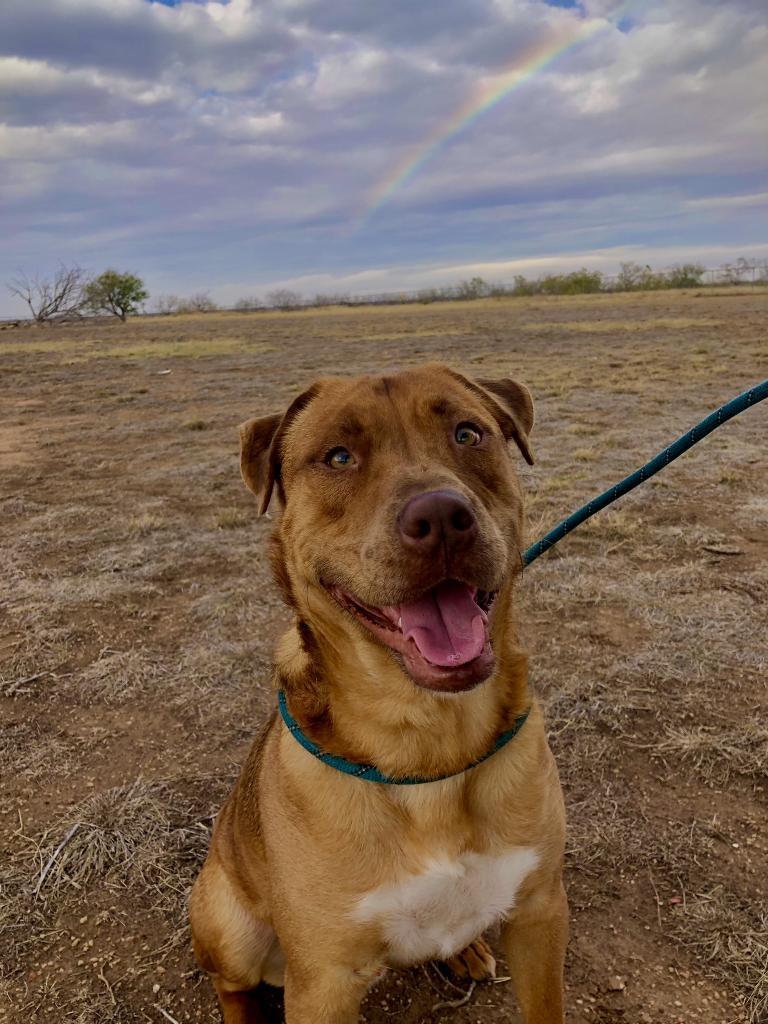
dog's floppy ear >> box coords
[239,383,322,515]
[476,377,535,465]
[239,413,283,514]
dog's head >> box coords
[240,364,533,694]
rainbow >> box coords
[360,6,628,221]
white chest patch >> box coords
[353,847,539,964]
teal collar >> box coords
[277,690,530,785]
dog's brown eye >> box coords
[325,447,355,468]
[455,423,483,446]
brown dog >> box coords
[189,364,567,1023]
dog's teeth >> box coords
[397,617,402,629]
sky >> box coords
[1,0,766,313]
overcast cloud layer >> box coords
[1,0,766,313]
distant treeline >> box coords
[4,258,766,324]
[155,258,766,313]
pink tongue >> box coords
[399,581,487,667]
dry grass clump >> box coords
[13,504,106,536]
[576,505,643,544]
[738,495,768,528]
[524,554,635,610]
[0,496,46,518]
[656,721,768,782]
[82,525,266,583]
[566,788,715,880]
[718,466,747,486]
[550,702,717,885]
[13,976,144,1023]
[0,721,72,779]
[67,997,143,1024]
[0,870,46,979]
[187,578,282,630]
[530,559,766,695]
[171,639,273,734]
[177,637,271,689]
[634,592,765,675]
[126,511,166,538]
[72,648,163,705]
[8,573,160,615]
[564,423,601,437]
[0,626,79,695]
[672,887,768,1024]
[214,505,252,529]
[545,672,656,739]
[31,779,212,914]
[571,447,598,463]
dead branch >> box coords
[7,264,88,323]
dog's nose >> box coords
[398,489,478,553]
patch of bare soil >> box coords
[1,289,766,1023]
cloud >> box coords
[1,0,766,315]
[0,0,299,86]
[683,192,768,210]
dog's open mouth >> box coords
[326,580,498,692]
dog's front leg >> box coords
[283,960,373,1024]
[213,981,268,1024]
[501,876,568,1023]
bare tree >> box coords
[7,264,89,323]
[186,292,218,312]
[665,263,706,288]
[456,276,491,300]
[266,288,303,310]
[311,292,351,307]
[156,292,218,313]
[155,294,183,314]
[616,262,643,291]
[234,296,262,311]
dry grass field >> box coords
[1,289,766,1024]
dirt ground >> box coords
[1,289,766,1024]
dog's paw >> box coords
[443,937,497,981]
